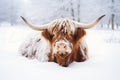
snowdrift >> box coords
[0,26,120,80]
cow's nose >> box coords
[57,44,67,51]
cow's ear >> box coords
[42,30,53,41]
[73,28,86,41]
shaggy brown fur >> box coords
[21,15,105,67]
[42,24,87,66]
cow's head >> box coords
[21,15,105,67]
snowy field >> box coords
[0,26,120,80]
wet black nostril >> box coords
[64,45,66,48]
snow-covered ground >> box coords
[0,26,120,80]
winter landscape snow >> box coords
[0,0,120,80]
[0,26,120,80]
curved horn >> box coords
[74,15,105,29]
[21,16,48,31]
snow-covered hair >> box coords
[20,15,105,67]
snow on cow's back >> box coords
[19,32,50,61]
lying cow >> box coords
[20,15,105,67]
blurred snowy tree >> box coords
[0,0,120,29]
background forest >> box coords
[0,0,120,30]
